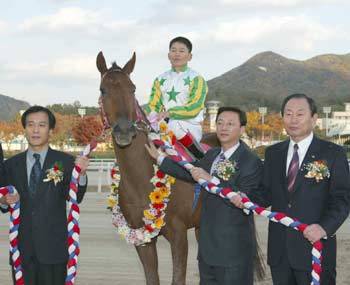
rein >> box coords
[98,67,154,135]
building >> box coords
[316,103,350,144]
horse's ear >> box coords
[122,52,136,75]
[96,51,108,74]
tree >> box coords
[0,118,22,150]
[72,116,103,145]
[51,113,77,147]
[245,111,263,146]
[46,104,99,116]
[265,113,284,141]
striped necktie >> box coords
[29,153,41,197]
[287,144,299,192]
[212,152,226,176]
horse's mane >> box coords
[111,62,122,71]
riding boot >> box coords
[178,132,205,160]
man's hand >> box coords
[75,156,90,176]
[230,195,245,209]
[0,193,20,205]
[303,224,327,244]
[190,167,211,182]
[145,141,162,160]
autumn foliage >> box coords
[246,111,284,144]
[72,115,103,145]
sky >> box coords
[0,0,349,107]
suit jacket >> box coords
[160,141,263,267]
[251,136,350,270]
[4,147,87,264]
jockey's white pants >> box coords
[168,119,202,142]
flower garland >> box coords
[108,121,176,245]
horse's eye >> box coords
[100,88,106,96]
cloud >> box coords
[19,7,100,32]
[147,0,349,24]
[3,54,97,81]
[0,20,8,33]
[208,16,338,51]
[220,0,347,8]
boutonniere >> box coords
[43,161,64,185]
[304,160,330,182]
[215,159,237,181]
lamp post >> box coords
[78,108,86,118]
[258,107,267,142]
[323,106,331,137]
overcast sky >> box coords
[0,0,349,107]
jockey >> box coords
[144,36,208,158]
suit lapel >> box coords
[207,147,221,173]
[292,136,321,193]
[16,151,28,193]
[278,140,289,195]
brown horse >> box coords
[97,51,203,285]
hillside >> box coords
[207,51,350,111]
[0,94,30,121]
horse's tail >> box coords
[252,218,266,281]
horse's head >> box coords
[97,51,138,147]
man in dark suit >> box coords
[1,143,20,209]
[146,107,263,285]
[3,106,89,285]
[233,93,350,285]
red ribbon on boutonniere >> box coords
[43,161,64,185]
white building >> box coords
[316,103,350,143]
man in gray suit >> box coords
[146,106,264,284]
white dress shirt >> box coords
[286,132,313,175]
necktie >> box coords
[29,153,41,197]
[287,144,299,192]
[212,152,226,176]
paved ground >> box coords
[1,193,350,284]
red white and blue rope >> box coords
[65,141,97,285]
[155,138,323,285]
[0,186,24,285]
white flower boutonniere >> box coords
[215,159,237,181]
[43,161,64,186]
[304,160,330,182]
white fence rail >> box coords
[88,159,350,193]
[87,159,115,193]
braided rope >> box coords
[65,141,97,285]
[155,139,323,285]
[0,186,24,285]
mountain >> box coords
[0,94,30,121]
[207,51,350,111]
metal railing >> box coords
[87,159,115,193]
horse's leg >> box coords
[135,239,160,285]
[164,226,188,285]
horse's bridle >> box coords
[98,68,153,135]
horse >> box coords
[97,51,203,285]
